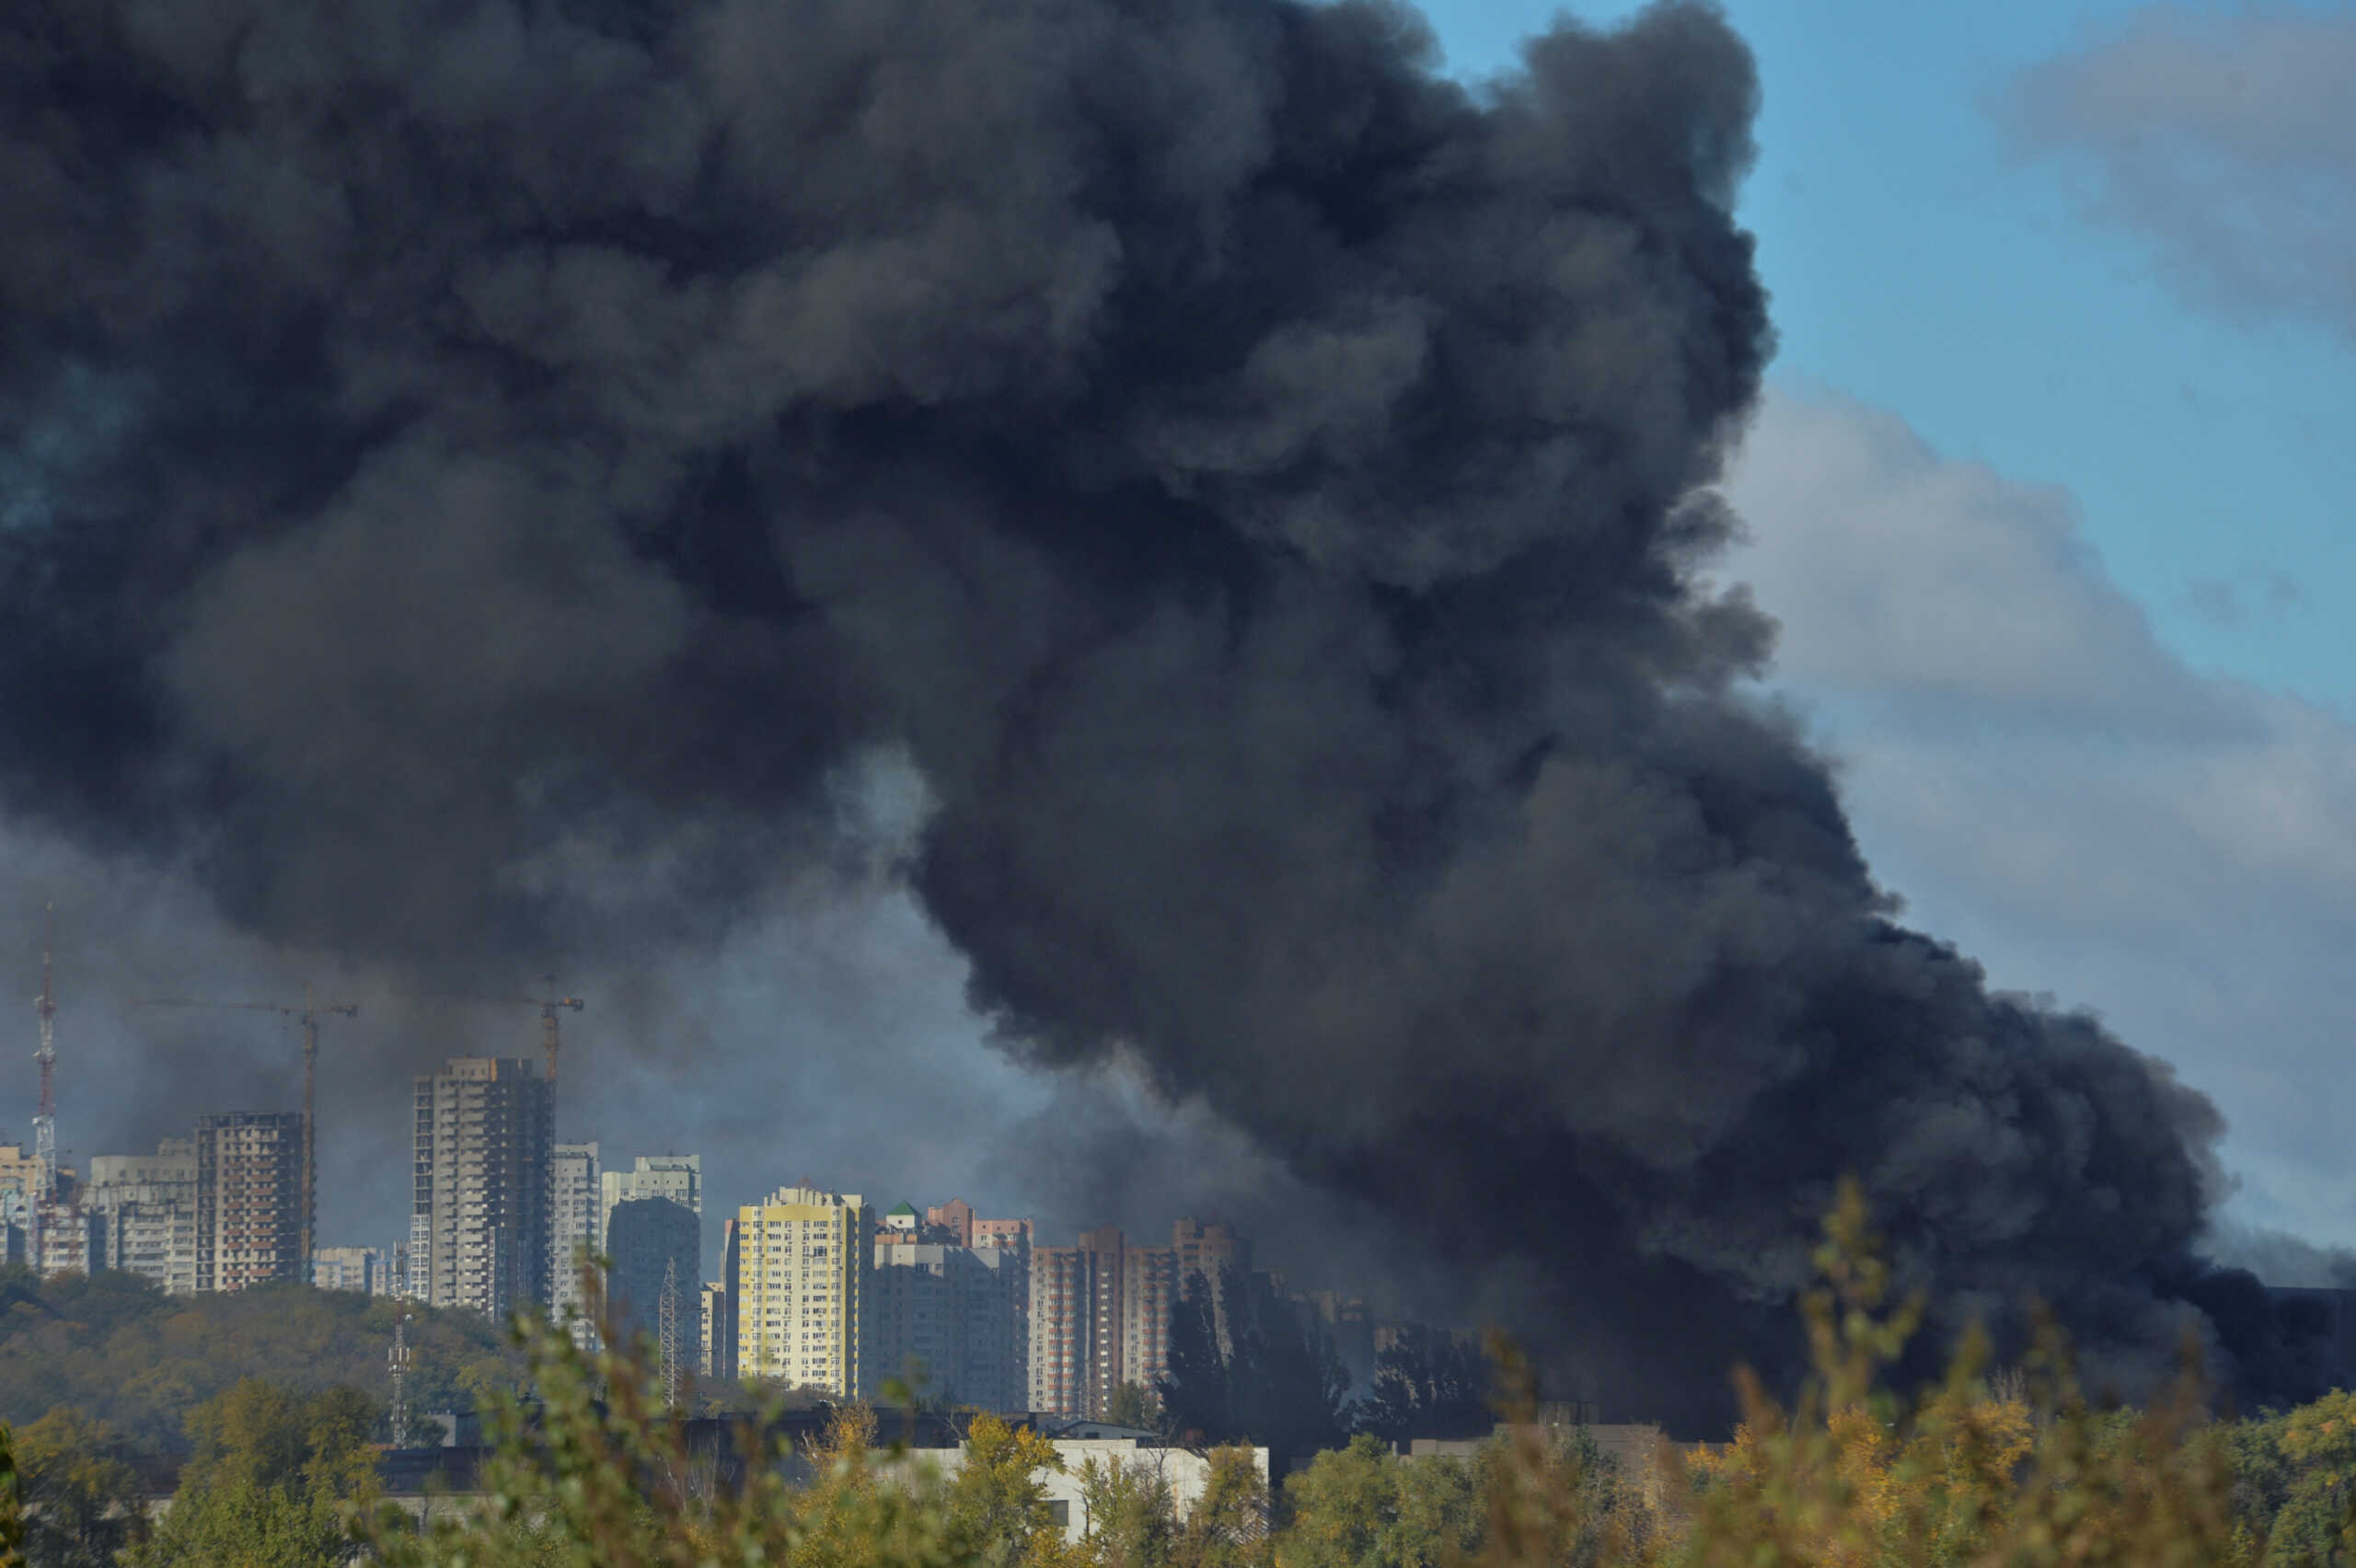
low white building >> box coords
[884,1436,1269,1543]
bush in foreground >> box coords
[7,1184,2356,1566]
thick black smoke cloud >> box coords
[0,0,2256,1424]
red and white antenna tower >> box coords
[30,921,58,1263]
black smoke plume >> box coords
[0,0,2257,1424]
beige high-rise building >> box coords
[549,1142,601,1342]
[411,1057,555,1320]
[733,1184,868,1397]
[196,1113,303,1292]
[1,1141,91,1277]
[312,1244,395,1295]
[87,1138,198,1295]
[1028,1226,1178,1417]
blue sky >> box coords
[1428,0,2356,707]
[1414,0,2356,1256]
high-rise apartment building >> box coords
[733,1184,868,1397]
[195,1113,303,1292]
[598,1154,701,1251]
[411,1057,555,1320]
[606,1195,699,1355]
[707,1216,740,1381]
[549,1142,601,1342]
[313,1245,395,1294]
[1172,1218,1253,1354]
[1172,1219,1250,1287]
[87,1138,198,1295]
[1028,1225,1178,1417]
[927,1198,1034,1253]
[872,1203,1028,1410]
[699,1276,736,1381]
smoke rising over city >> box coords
[0,0,2253,1420]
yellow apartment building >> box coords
[733,1183,869,1396]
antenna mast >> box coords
[389,1310,412,1447]
[660,1257,681,1411]
[298,986,320,1274]
[30,931,56,1267]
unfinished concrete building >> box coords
[412,1057,554,1320]
[195,1113,303,1291]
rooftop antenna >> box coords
[29,913,56,1268]
[389,1309,412,1447]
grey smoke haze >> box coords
[2009,4,2356,341]
[0,0,2266,1424]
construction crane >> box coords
[500,978,583,1086]
[143,986,359,1274]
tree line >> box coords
[11,1188,2356,1565]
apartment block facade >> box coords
[1027,1225,1179,1417]
[87,1138,198,1295]
[549,1142,601,1341]
[700,1277,736,1382]
[598,1153,701,1251]
[313,1244,395,1294]
[411,1057,555,1319]
[606,1194,699,1354]
[195,1113,303,1292]
[871,1203,1029,1410]
[733,1184,868,1397]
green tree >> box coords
[0,1266,524,1457]
[1355,1330,1488,1445]
[0,1419,26,1568]
[1161,1275,1230,1446]
[130,1380,379,1568]
[1175,1447,1267,1568]
[15,1407,148,1568]
[1226,1283,1350,1468]
[944,1413,1071,1568]
[2246,1389,2356,1565]
[1106,1384,1161,1432]
[1276,1435,1478,1568]
[1076,1454,1173,1568]
[1161,1272,1349,1466]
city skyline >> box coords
[0,0,2349,1431]
[0,946,1362,1320]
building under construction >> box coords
[411,1056,554,1319]
[194,1112,304,1291]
